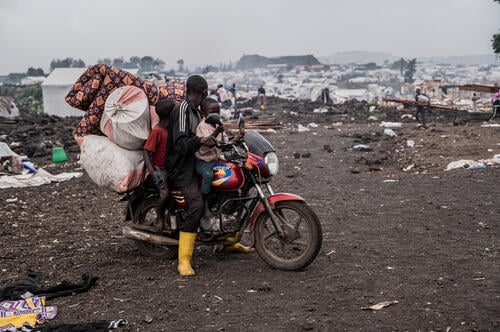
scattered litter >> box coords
[213,295,223,301]
[246,289,257,293]
[383,179,398,183]
[480,123,500,127]
[326,250,336,256]
[331,122,343,126]
[406,140,415,147]
[472,277,486,281]
[403,164,414,172]
[308,122,319,128]
[380,121,402,128]
[444,158,497,171]
[369,106,376,112]
[471,163,486,169]
[0,168,83,189]
[266,128,277,133]
[352,144,372,151]
[383,128,397,137]
[297,124,310,132]
[313,108,328,113]
[361,300,398,310]
[367,115,378,121]
[5,198,18,203]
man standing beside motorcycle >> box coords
[166,75,216,276]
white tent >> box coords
[42,68,86,117]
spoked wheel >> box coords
[254,201,322,270]
[132,196,177,259]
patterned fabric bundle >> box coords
[65,64,185,146]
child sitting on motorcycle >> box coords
[143,98,175,230]
[195,98,243,221]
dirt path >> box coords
[1,109,499,331]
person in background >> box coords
[488,90,500,122]
[143,99,175,231]
[229,83,237,110]
[257,83,266,110]
[216,84,231,108]
[415,87,429,129]
[208,89,218,102]
[471,92,479,112]
[166,75,217,276]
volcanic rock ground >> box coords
[1,98,499,331]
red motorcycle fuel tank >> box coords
[212,161,245,191]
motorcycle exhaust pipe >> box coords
[122,225,179,246]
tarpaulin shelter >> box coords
[42,68,87,117]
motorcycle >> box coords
[122,115,322,271]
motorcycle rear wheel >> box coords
[132,195,177,259]
[254,201,322,270]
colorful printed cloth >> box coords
[65,64,185,143]
[0,296,57,331]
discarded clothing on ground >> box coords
[0,271,98,302]
[0,168,82,189]
[0,296,57,331]
[2,319,128,332]
[65,64,185,146]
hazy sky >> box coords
[1,0,499,74]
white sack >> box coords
[80,135,144,193]
[101,86,150,150]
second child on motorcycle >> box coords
[195,97,241,220]
[143,99,175,231]
[194,98,252,255]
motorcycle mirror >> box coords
[237,114,245,129]
[205,113,223,126]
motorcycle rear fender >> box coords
[248,193,305,231]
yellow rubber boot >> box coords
[224,233,254,254]
[177,231,196,276]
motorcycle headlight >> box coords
[264,152,279,176]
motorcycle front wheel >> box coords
[254,200,322,271]
[132,195,177,259]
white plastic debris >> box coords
[446,160,476,170]
[384,128,397,137]
[352,144,372,151]
[369,106,376,112]
[407,140,415,147]
[380,121,402,128]
[297,124,310,132]
[313,108,328,113]
[403,164,414,172]
[308,122,319,128]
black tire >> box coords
[254,201,322,271]
[132,195,177,259]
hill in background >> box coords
[319,50,498,65]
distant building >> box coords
[42,68,87,117]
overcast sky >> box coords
[1,0,499,74]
